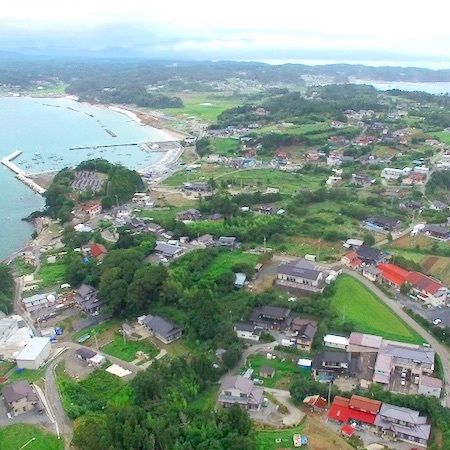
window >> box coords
[224,391,231,396]
[240,393,247,398]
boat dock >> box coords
[1,150,46,194]
[69,143,139,150]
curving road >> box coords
[343,268,450,407]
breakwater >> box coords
[1,150,46,194]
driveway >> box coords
[343,269,450,407]
[264,387,305,426]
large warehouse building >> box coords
[15,337,52,370]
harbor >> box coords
[1,150,46,194]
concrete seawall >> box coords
[1,150,46,194]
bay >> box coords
[0,97,172,260]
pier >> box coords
[1,150,46,194]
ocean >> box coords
[0,97,172,260]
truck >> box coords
[281,338,295,347]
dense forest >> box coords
[0,264,14,316]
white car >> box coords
[433,318,442,325]
[401,379,406,387]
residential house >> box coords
[362,265,382,281]
[406,271,448,307]
[421,224,450,240]
[217,236,239,248]
[418,375,442,398]
[381,167,411,180]
[373,353,394,384]
[142,314,183,344]
[312,350,361,378]
[250,306,292,331]
[259,366,275,379]
[154,242,184,259]
[324,334,349,350]
[176,209,202,221]
[355,245,385,266]
[401,199,423,211]
[291,317,318,351]
[276,259,326,294]
[364,215,402,232]
[348,332,383,353]
[352,172,376,186]
[403,172,425,186]
[430,200,448,211]
[259,205,277,215]
[22,292,56,313]
[328,395,381,425]
[303,395,327,412]
[76,348,97,361]
[343,238,364,250]
[183,181,211,193]
[88,243,108,260]
[81,203,102,218]
[374,403,431,447]
[378,263,410,290]
[234,322,263,342]
[341,251,362,269]
[2,381,43,416]
[192,234,215,248]
[75,284,105,314]
[218,375,264,410]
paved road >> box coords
[264,387,305,426]
[343,268,450,407]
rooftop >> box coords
[15,337,50,361]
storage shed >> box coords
[16,337,51,370]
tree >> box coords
[363,233,375,246]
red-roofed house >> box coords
[349,395,381,416]
[341,252,362,268]
[81,203,102,218]
[276,150,289,160]
[303,395,327,411]
[378,264,410,290]
[89,243,108,259]
[329,395,381,425]
[328,396,350,422]
[341,424,356,437]
[406,272,448,307]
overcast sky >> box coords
[1,0,449,68]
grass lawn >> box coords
[0,361,15,378]
[212,137,240,156]
[101,336,158,362]
[36,262,67,288]
[0,424,63,450]
[203,251,260,280]
[1,366,47,385]
[72,319,118,343]
[246,355,311,389]
[330,275,423,344]
[162,164,232,187]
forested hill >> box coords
[2,57,450,93]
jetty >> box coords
[1,150,46,194]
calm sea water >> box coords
[0,97,171,260]
[353,80,450,95]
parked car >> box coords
[401,379,406,387]
[433,318,442,325]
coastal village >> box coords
[2,69,450,450]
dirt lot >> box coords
[62,349,95,380]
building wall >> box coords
[16,340,51,370]
[236,330,259,341]
[8,397,35,416]
[418,385,441,398]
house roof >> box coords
[143,315,182,339]
[341,424,356,437]
[420,375,443,389]
[380,343,434,366]
[314,350,350,365]
[260,366,275,375]
[303,395,327,409]
[348,332,383,349]
[363,265,382,276]
[324,334,349,346]
[356,245,384,262]
[221,375,254,395]
[423,224,449,236]
[278,259,322,281]
[291,317,318,331]
[328,396,350,422]
[378,263,410,286]
[234,322,258,333]
[259,305,291,318]
[89,243,107,258]
[76,348,97,359]
[367,215,400,228]
[349,395,381,414]
[296,323,318,342]
[77,284,96,298]
[15,337,50,361]
[155,242,182,256]
[2,380,37,404]
[406,271,444,295]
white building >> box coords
[381,167,411,180]
[15,337,52,370]
[418,375,442,398]
[323,334,349,350]
[0,318,18,346]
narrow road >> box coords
[343,268,450,407]
[264,387,305,426]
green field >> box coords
[330,275,423,344]
[246,355,311,389]
[0,424,63,450]
[203,252,260,280]
[1,366,47,385]
[36,261,67,288]
[256,424,306,449]
[101,336,158,362]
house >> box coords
[2,381,43,416]
[373,353,394,384]
[218,375,264,410]
[276,259,326,294]
[142,314,183,344]
[328,395,381,425]
[291,317,318,351]
[250,306,292,331]
[259,366,275,379]
[348,332,383,353]
[88,243,108,259]
[418,375,443,398]
[155,242,184,259]
[421,224,450,240]
[378,263,410,290]
[176,209,202,221]
[352,172,376,186]
[76,348,97,361]
[341,251,362,269]
[16,337,52,370]
[22,292,56,312]
[183,181,211,193]
[364,215,402,232]
[381,167,411,180]
[374,403,431,447]
[355,245,385,266]
[192,234,215,248]
[430,200,448,211]
[402,199,423,211]
[22,250,36,266]
[406,271,448,307]
[218,236,239,248]
[234,322,263,342]
[75,284,105,314]
[259,205,277,215]
[0,318,18,346]
[362,265,382,281]
[312,350,361,378]
[81,203,102,218]
[303,395,327,412]
[324,334,349,350]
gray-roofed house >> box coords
[76,348,97,361]
[312,350,361,379]
[364,215,402,232]
[374,403,431,447]
[218,375,264,410]
[2,380,43,416]
[290,317,318,351]
[154,242,184,259]
[142,315,183,344]
[193,234,215,248]
[250,306,292,331]
[259,366,275,379]
[234,322,263,341]
[75,284,105,314]
[421,224,450,240]
[356,245,385,265]
[362,265,382,282]
[218,236,239,248]
[276,259,326,294]
[418,375,443,398]
[430,200,448,211]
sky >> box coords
[1,0,450,68]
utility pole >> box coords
[317,238,321,262]
[263,235,266,252]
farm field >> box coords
[202,251,260,280]
[36,261,67,289]
[330,275,423,344]
[256,415,353,450]
[0,424,63,450]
